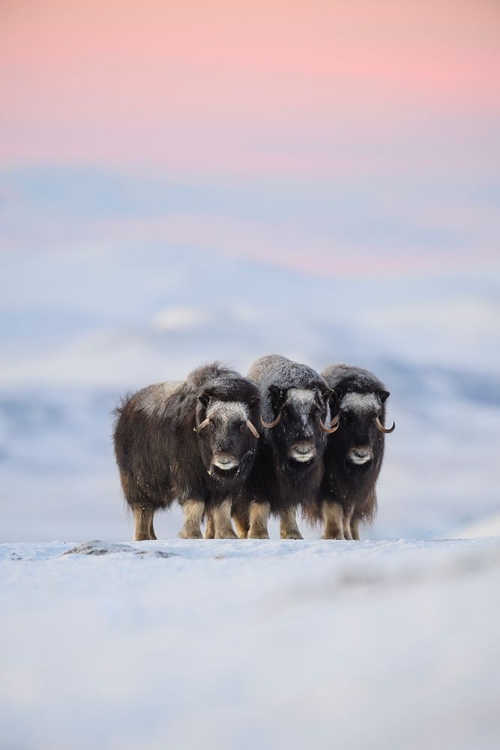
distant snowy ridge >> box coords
[452,512,500,539]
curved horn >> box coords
[193,417,210,432]
[260,412,281,429]
[320,413,340,434]
[246,420,260,439]
[375,417,395,434]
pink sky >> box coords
[1,0,499,278]
[1,0,499,176]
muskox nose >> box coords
[289,442,316,463]
[212,453,239,471]
[349,447,372,465]
[295,444,313,455]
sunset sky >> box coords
[1,0,499,275]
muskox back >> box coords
[233,354,332,539]
[113,363,261,540]
[307,363,395,540]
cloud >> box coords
[152,307,208,331]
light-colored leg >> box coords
[232,503,249,538]
[133,505,155,541]
[233,515,249,539]
[204,510,215,539]
[321,501,345,540]
[280,508,303,540]
[248,501,270,539]
[343,507,353,540]
[149,515,158,541]
[213,500,238,539]
[351,517,361,541]
[178,499,205,539]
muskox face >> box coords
[263,386,331,466]
[194,394,260,481]
[333,390,393,466]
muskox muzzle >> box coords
[211,453,240,472]
[347,446,373,465]
[289,441,316,463]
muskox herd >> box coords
[113,355,395,541]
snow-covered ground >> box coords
[1,537,500,750]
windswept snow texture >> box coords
[1,538,500,750]
[1,241,500,541]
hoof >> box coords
[215,528,238,540]
[281,532,303,540]
[248,530,270,540]
[178,528,203,539]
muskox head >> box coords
[332,390,395,467]
[193,391,261,481]
[261,385,334,466]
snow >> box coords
[1,537,500,749]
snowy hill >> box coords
[453,512,500,539]
[1,537,500,750]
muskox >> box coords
[113,363,261,541]
[232,355,335,539]
[305,364,395,540]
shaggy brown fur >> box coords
[113,363,261,540]
[232,355,331,539]
[304,364,394,540]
